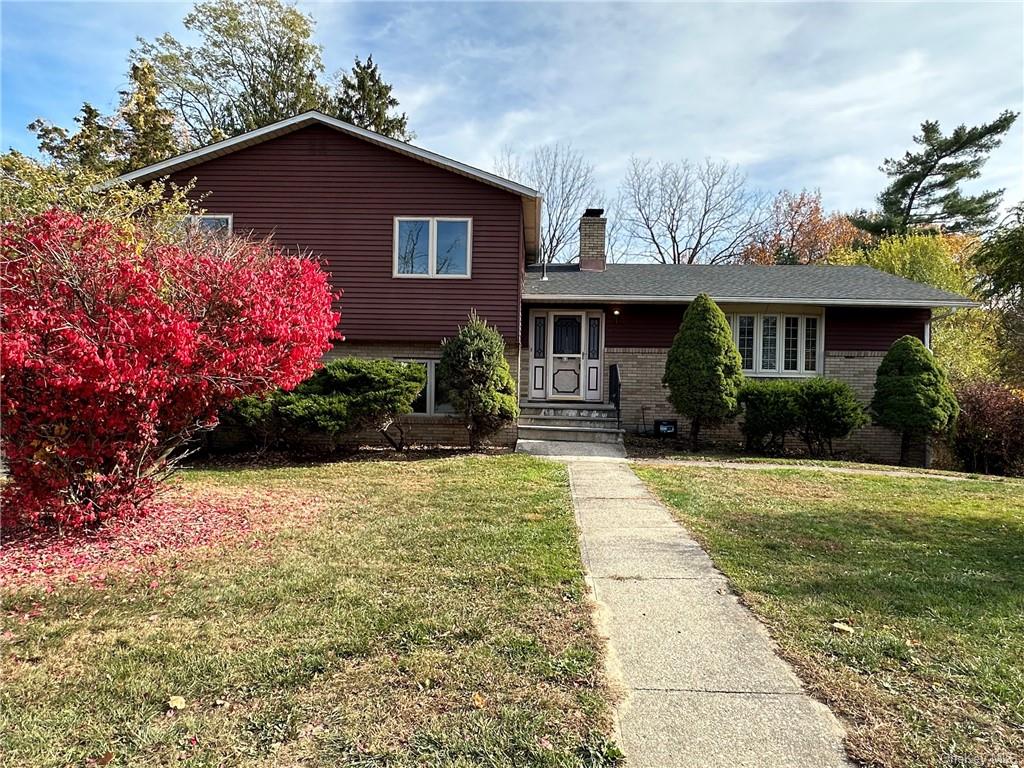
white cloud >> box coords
[4,1,1021,213]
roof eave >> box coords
[521,293,980,309]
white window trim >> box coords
[397,359,456,417]
[187,213,233,235]
[393,217,472,279]
[728,312,824,377]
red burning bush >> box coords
[953,379,1024,477]
[1,209,339,529]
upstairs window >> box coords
[187,214,232,237]
[394,217,471,278]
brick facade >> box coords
[523,345,916,464]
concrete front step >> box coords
[518,424,625,444]
[520,414,620,429]
[519,405,617,420]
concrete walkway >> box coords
[566,457,853,768]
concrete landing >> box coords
[567,458,853,768]
[515,438,626,459]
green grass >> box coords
[1,455,620,767]
[636,464,1024,768]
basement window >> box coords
[394,218,471,278]
[400,360,455,416]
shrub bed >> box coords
[227,357,426,451]
[739,378,867,457]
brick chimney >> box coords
[578,208,607,272]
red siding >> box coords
[824,307,929,351]
[521,303,686,347]
[168,125,524,342]
[605,304,686,347]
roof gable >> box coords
[111,111,542,256]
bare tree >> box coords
[493,142,603,264]
[618,156,767,264]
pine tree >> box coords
[119,61,180,169]
[663,293,745,450]
[871,336,959,465]
[29,104,125,175]
[853,111,1018,236]
[332,55,413,141]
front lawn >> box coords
[1,455,619,767]
[636,465,1024,768]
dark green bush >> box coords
[438,311,518,448]
[871,335,958,465]
[738,380,800,454]
[663,293,745,450]
[794,377,869,457]
[230,357,426,450]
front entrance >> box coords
[528,309,604,402]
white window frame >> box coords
[728,312,824,377]
[398,359,456,417]
[187,213,233,235]
[393,217,472,279]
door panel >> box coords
[528,312,547,400]
[549,314,583,399]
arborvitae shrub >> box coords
[872,336,959,465]
[438,311,518,448]
[663,293,744,450]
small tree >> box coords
[438,312,518,449]
[871,336,959,465]
[663,293,744,450]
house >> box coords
[115,111,976,462]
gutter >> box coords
[521,293,980,309]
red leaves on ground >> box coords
[0,492,271,591]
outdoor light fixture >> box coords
[612,308,621,316]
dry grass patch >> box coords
[637,465,1024,768]
[1,455,619,767]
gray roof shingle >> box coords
[523,264,976,307]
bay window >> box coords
[728,312,822,376]
[394,217,471,277]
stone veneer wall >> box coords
[581,346,916,464]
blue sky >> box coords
[2,1,1022,213]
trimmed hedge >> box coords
[737,380,799,453]
[227,357,426,451]
[739,377,867,457]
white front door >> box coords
[528,310,604,402]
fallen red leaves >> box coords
[0,492,276,591]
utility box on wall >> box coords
[654,419,678,437]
